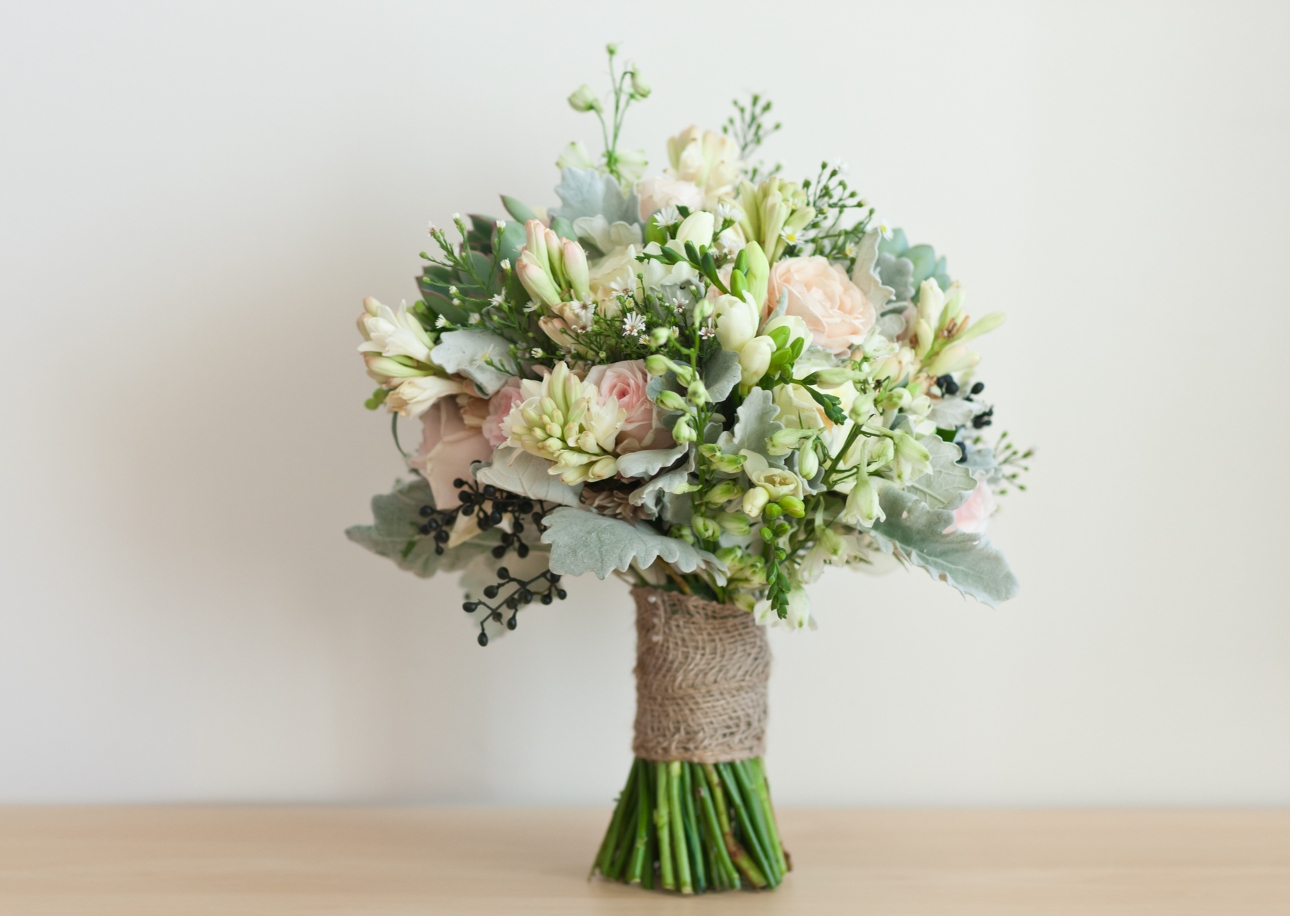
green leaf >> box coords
[430,330,516,395]
[493,221,526,266]
[616,442,690,480]
[540,507,724,580]
[906,437,978,511]
[550,167,640,227]
[345,477,497,577]
[549,216,578,241]
[473,446,582,506]
[500,195,537,224]
[903,244,937,285]
[870,488,1019,607]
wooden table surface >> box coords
[1,807,1287,914]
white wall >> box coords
[2,0,1287,805]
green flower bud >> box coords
[673,416,697,443]
[773,521,791,537]
[811,367,857,386]
[715,512,751,537]
[777,496,806,518]
[798,443,819,479]
[687,379,710,405]
[629,67,650,99]
[763,503,783,521]
[656,389,688,412]
[567,84,601,113]
[647,326,672,347]
[952,312,1006,345]
[692,515,721,541]
[645,354,671,376]
[704,480,744,505]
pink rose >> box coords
[482,378,524,448]
[947,480,995,534]
[766,256,876,355]
[636,176,703,221]
[409,396,495,509]
[584,360,674,454]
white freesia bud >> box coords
[738,335,776,390]
[561,240,591,302]
[629,67,650,98]
[798,444,819,479]
[673,416,697,443]
[655,390,688,412]
[763,314,810,350]
[743,241,770,313]
[768,426,816,456]
[673,211,715,250]
[567,84,601,113]
[925,344,980,377]
[713,293,759,352]
[742,485,770,517]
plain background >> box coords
[2,1,1287,806]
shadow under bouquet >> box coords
[348,45,1028,895]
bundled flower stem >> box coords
[592,757,787,893]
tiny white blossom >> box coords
[448,285,459,296]
[490,293,504,306]
[699,324,717,340]
[622,313,647,336]
[495,219,506,229]
[500,258,511,271]
[876,218,892,239]
[780,226,800,244]
[427,221,437,235]
[832,157,848,173]
[451,212,461,222]
[531,347,544,358]
[655,205,681,227]
[844,244,856,258]
[434,315,448,328]
[715,201,739,221]
[523,300,540,314]
[467,312,482,325]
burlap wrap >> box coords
[631,587,771,763]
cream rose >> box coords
[585,360,673,454]
[767,256,876,355]
[409,396,495,509]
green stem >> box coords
[734,760,780,883]
[696,768,740,889]
[668,762,693,894]
[681,764,706,893]
[654,762,675,891]
[593,761,636,877]
[717,762,777,888]
[627,759,651,884]
[703,764,766,889]
[751,758,789,874]
[605,772,638,880]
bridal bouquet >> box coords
[348,45,1027,894]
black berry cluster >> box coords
[463,566,568,646]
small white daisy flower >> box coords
[715,200,739,221]
[622,313,647,336]
[780,226,800,244]
[877,219,892,239]
[500,258,511,271]
[435,315,448,328]
[427,221,437,235]
[531,347,544,358]
[523,300,540,314]
[699,325,717,340]
[654,205,681,227]
[490,293,504,306]
[844,244,856,259]
[495,219,506,229]
[467,312,482,325]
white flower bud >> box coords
[741,485,770,518]
[738,336,775,390]
[567,84,601,113]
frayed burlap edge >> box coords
[631,587,770,763]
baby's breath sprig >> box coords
[723,93,782,182]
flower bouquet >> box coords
[347,45,1028,894]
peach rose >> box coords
[584,360,674,454]
[481,377,524,448]
[766,256,876,355]
[636,176,703,221]
[947,480,995,534]
[409,396,495,509]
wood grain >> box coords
[0,807,1287,914]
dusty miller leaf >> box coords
[628,447,695,513]
[703,349,742,403]
[345,477,498,577]
[540,507,724,579]
[473,445,582,506]
[870,487,1019,607]
[430,330,516,395]
[716,387,785,466]
[850,228,896,311]
[550,168,640,227]
[616,442,690,480]
[907,437,978,511]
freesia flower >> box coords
[357,297,435,364]
[740,450,803,501]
